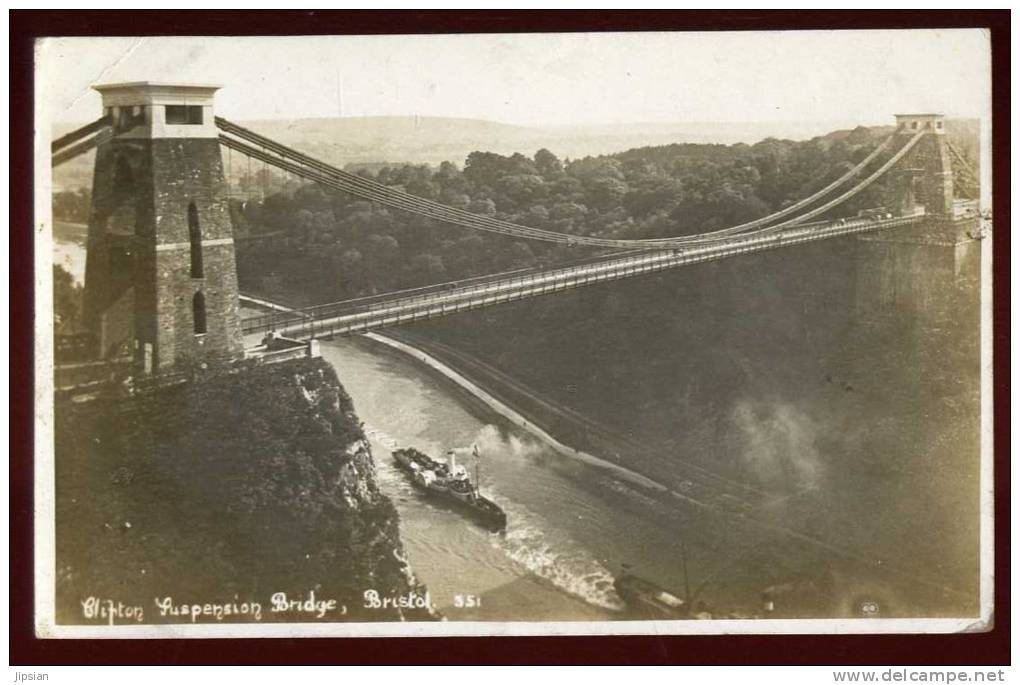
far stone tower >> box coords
[83,82,243,373]
[891,113,954,217]
[855,113,981,326]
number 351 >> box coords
[454,594,482,608]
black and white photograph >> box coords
[32,25,994,639]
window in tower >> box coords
[165,105,203,125]
[188,201,204,278]
[193,291,207,335]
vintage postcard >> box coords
[33,28,993,638]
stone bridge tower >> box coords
[855,113,981,326]
[891,113,954,218]
[83,82,243,373]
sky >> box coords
[37,30,990,129]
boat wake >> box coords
[490,500,625,612]
[366,424,624,612]
[365,427,401,451]
[364,427,419,495]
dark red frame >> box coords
[10,9,1010,665]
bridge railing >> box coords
[264,212,924,341]
[239,249,638,335]
[244,339,319,365]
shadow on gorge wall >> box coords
[405,234,983,617]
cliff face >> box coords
[55,358,432,624]
[405,235,982,617]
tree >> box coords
[468,198,497,216]
[534,148,564,178]
[293,182,332,212]
[550,176,585,202]
[365,234,400,259]
[549,201,588,222]
[623,176,684,218]
[548,201,589,234]
[496,174,547,207]
[228,120,904,303]
[436,162,470,200]
[845,125,873,146]
[586,177,629,211]
[406,253,447,286]
[443,235,487,275]
[522,204,550,228]
[507,241,537,269]
[53,265,83,334]
[333,248,366,297]
[568,157,624,182]
[403,176,440,200]
[439,191,471,208]
[464,151,509,187]
[52,188,91,223]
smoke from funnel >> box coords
[473,424,548,462]
[730,399,824,492]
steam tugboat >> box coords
[393,444,507,532]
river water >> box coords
[54,221,983,622]
[52,224,710,621]
[322,339,679,621]
[318,244,985,623]
[318,337,801,622]
[53,221,88,284]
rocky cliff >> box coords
[55,358,432,625]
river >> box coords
[319,335,848,622]
[316,233,984,622]
[53,220,982,622]
[53,221,88,284]
[321,337,737,621]
[52,223,704,621]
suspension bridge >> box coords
[50,83,982,374]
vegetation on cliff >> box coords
[52,187,92,224]
[230,121,978,305]
[400,233,982,616]
[218,121,980,615]
[53,264,83,335]
[55,358,431,624]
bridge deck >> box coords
[242,213,924,342]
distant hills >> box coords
[51,115,980,190]
[227,116,882,168]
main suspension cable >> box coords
[218,117,915,248]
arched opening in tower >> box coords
[113,155,134,195]
[188,201,204,278]
[110,154,149,236]
[193,291,207,335]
